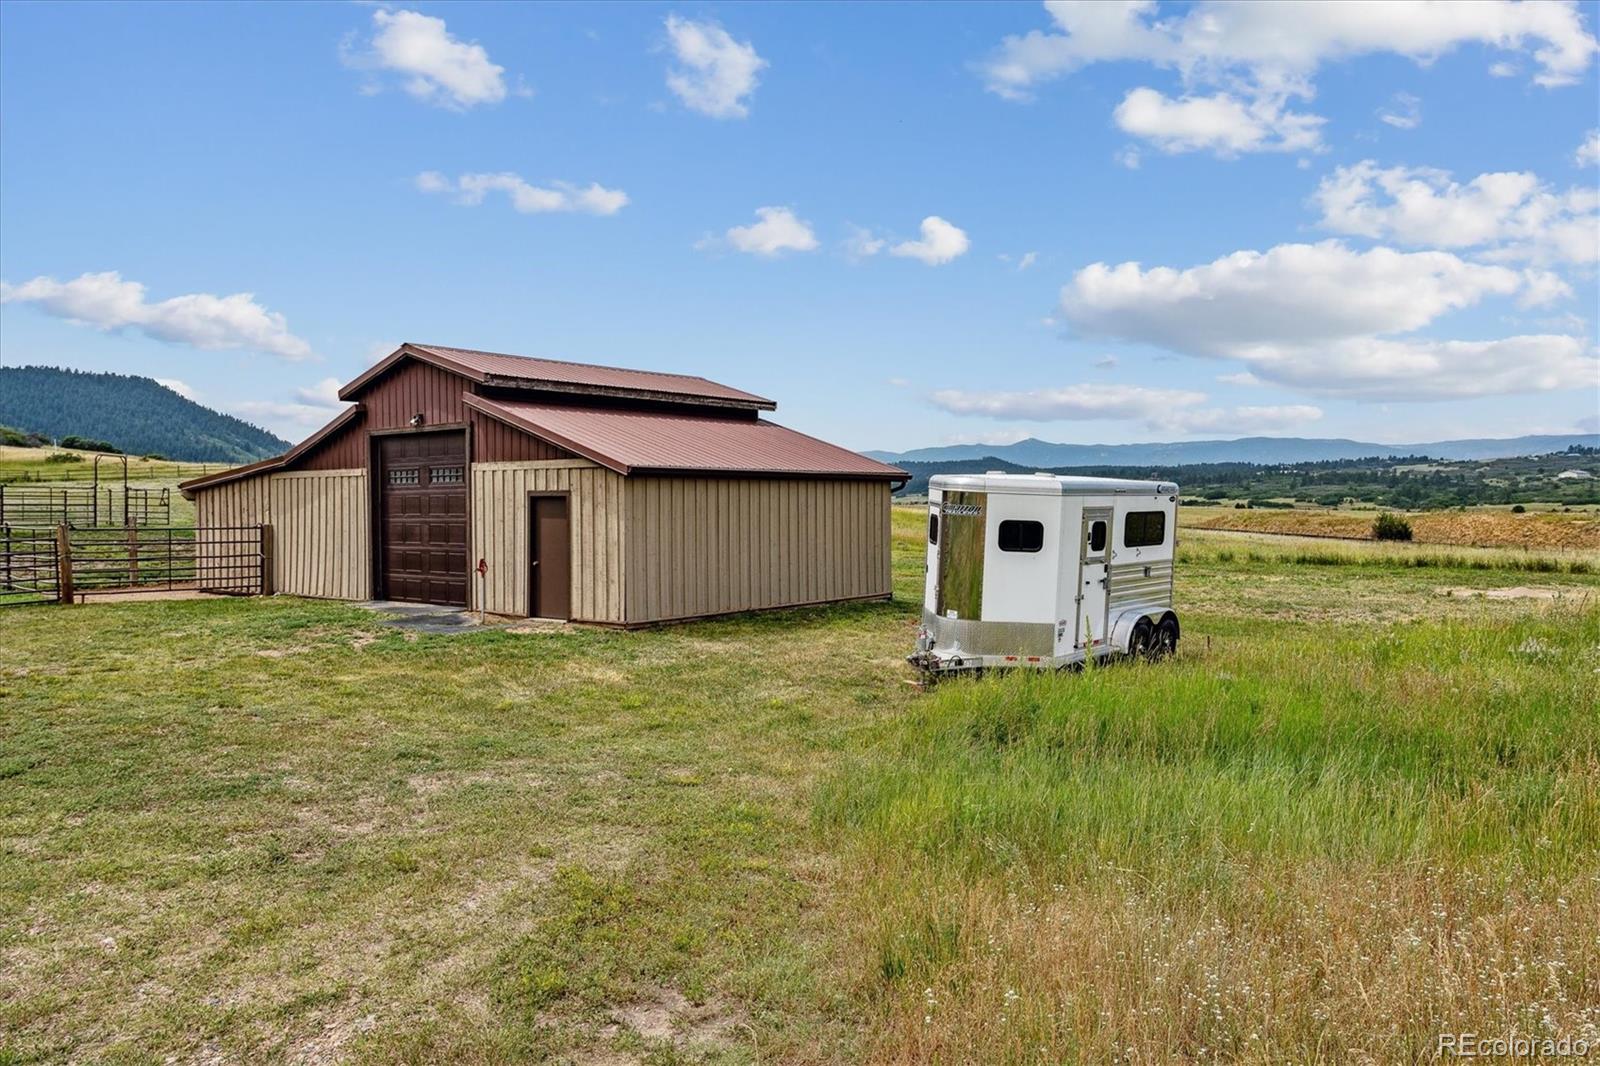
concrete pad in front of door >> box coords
[356,601,500,635]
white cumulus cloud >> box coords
[929,382,1322,434]
[979,1,1598,156]
[232,377,352,438]
[1578,130,1600,166]
[415,171,628,216]
[1312,161,1599,265]
[1114,87,1323,155]
[156,378,197,401]
[664,15,766,119]
[704,206,818,257]
[345,9,508,110]
[0,271,312,360]
[890,216,971,265]
[1059,240,1596,400]
[294,377,347,408]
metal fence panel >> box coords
[66,524,263,597]
[0,526,60,606]
[0,485,172,528]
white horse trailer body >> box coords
[910,473,1180,675]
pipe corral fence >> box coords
[0,523,268,606]
[0,454,174,529]
[0,484,172,528]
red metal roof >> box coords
[465,395,908,480]
[341,343,775,409]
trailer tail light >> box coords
[1004,655,1018,662]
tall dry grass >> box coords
[819,607,1600,1063]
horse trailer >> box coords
[909,472,1181,676]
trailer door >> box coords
[1075,505,1111,649]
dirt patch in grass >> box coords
[609,987,744,1046]
[74,589,231,604]
[1439,585,1583,601]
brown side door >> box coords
[528,495,570,619]
[379,431,468,607]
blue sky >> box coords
[1,0,1597,452]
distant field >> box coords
[1181,502,1600,551]
[2,507,1596,1063]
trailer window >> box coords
[928,512,939,545]
[1087,520,1107,553]
[1124,511,1166,547]
[998,519,1044,553]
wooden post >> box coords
[258,524,274,595]
[55,523,73,604]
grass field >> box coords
[2,507,1596,1063]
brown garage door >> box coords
[379,431,468,607]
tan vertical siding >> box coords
[623,476,891,624]
[267,470,370,600]
[469,460,626,622]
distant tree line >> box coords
[894,451,1600,508]
[0,366,289,463]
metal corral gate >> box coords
[0,524,268,605]
[0,527,59,606]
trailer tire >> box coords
[1153,615,1179,659]
[1128,619,1154,659]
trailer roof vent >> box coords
[986,469,1005,475]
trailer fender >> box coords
[1109,607,1168,653]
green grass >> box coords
[2,506,1597,1063]
[820,611,1599,876]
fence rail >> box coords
[0,526,59,606]
[67,525,264,597]
[0,523,265,605]
[0,485,171,528]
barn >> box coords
[180,344,907,625]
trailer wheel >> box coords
[1128,619,1154,659]
[1153,616,1180,659]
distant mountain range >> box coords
[866,434,1600,467]
[0,365,290,463]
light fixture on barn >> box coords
[409,413,425,427]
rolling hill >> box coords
[0,365,290,463]
[866,433,1600,467]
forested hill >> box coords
[0,366,290,462]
